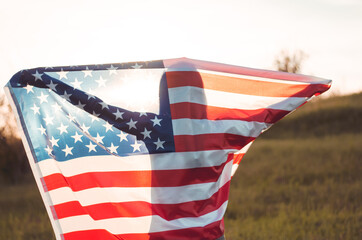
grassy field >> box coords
[226,93,362,239]
[226,134,361,239]
[0,93,361,239]
[0,181,54,240]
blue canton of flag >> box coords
[10,60,174,163]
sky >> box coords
[1,0,361,96]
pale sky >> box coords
[1,0,361,96]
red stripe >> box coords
[166,71,330,97]
[170,102,290,123]
[53,181,230,221]
[53,201,86,220]
[232,153,245,165]
[164,58,331,84]
[62,229,122,240]
[62,219,224,240]
[42,156,233,192]
[174,133,254,152]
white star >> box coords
[61,91,72,102]
[99,101,109,110]
[85,141,97,152]
[139,112,147,117]
[75,101,86,110]
[49,136,59,147]
[62,144,73,157]
[140,128,152,139]
[67,113,76,122]
[126,118,137,130]
[30,104,40,115]
[95,76,107,87]
[46,80,58,91]
[151,116,162,127]
[38,125,47,135]
[107,65,118,75]
[117,131,128,142]
[44,145,53,155]
[86,89,96,100]
[70,78,83,89]
[90,111,100,122]
[82,67,93,78]
[32,70,43,81]
[37,92,49,104]
[94,133,104,144]
[57,123,68,134]
[57,69,68,79]
[131,63,143,69]
[71,132,83,143]
[52,102,62,113]
[131,139,142,152]
[108,142,119,154]
[81,123,90,134]
[153,138,165,150]
[24,84,34,93]
[43,115,54,125]
[113,109,124,120]
[103,121,114,132]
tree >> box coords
[274,50,307,74]
[0,94,28,184]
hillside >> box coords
[226,92,362,239]
[262,92,362,139]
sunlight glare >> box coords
[98,69,165,114]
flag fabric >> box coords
[5,58,331,240]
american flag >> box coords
[5,58,331,240]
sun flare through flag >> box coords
[4,58,331,240]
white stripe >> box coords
[48,160,233,206]
[198,69,330,84]
[38,150,233,177]
[231,164,239,177]
[231,141,254,177]
[235,141,253,154]
[59,201,227,234]
[172,119,270,137]
[168,86,307,111]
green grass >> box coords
[261,93,362,139]
[224,93,362,239]
[225,134,362,239]
[0,93,361,239]
[0,179,55,240]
